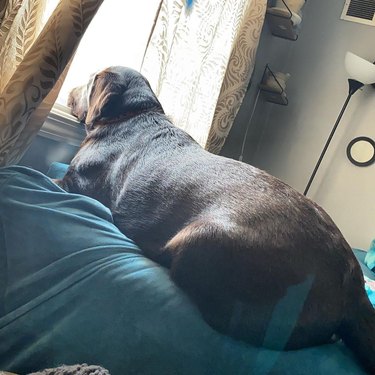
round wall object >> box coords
[346,136,375,167]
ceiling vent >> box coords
[341,0,375,26]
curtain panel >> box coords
[141,0,266,154]
[0,0,104,166]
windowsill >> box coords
[40,104,85,146]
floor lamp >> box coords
[304,52,375,196]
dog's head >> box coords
[67,66,163,132]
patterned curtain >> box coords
[141,0,266,154]
[0,0,104,166]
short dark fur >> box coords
[59,66,375,372]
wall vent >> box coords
[341,0,375,26]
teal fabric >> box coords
[354,248,375,280]
[0,166,366,374]
[46,161,69,179]
[365,240,375,272]
[364,276,375,307]
[353,249,375,308]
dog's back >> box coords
[61,66,375,373]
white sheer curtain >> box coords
[141,0,267,153]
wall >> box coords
[223,0,375,249]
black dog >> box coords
[57,66,375,372]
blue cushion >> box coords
[0,166,365,374]
[46,161,69,179]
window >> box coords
[45,0,161,107]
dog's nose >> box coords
[67,86,81,104]
[67,92,76,108]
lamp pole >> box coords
[303,79,364,196]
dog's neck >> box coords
[87,107,162,131]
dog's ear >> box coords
[86,72,123,126]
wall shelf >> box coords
[266,11,298,41]
[259,65,289,105]
[266,0,304,41]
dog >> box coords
[57,66,375,372]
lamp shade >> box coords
[345,51,375,84]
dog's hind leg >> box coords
[164,219,294,347]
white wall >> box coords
[224,0,375,249]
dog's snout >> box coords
[67,88,78,109]
[67,85,88,123]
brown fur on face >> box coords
[59,66,375,373]
[67,83,89,124]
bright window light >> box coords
[45,0,160,106]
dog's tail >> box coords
[338,262,375,374]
